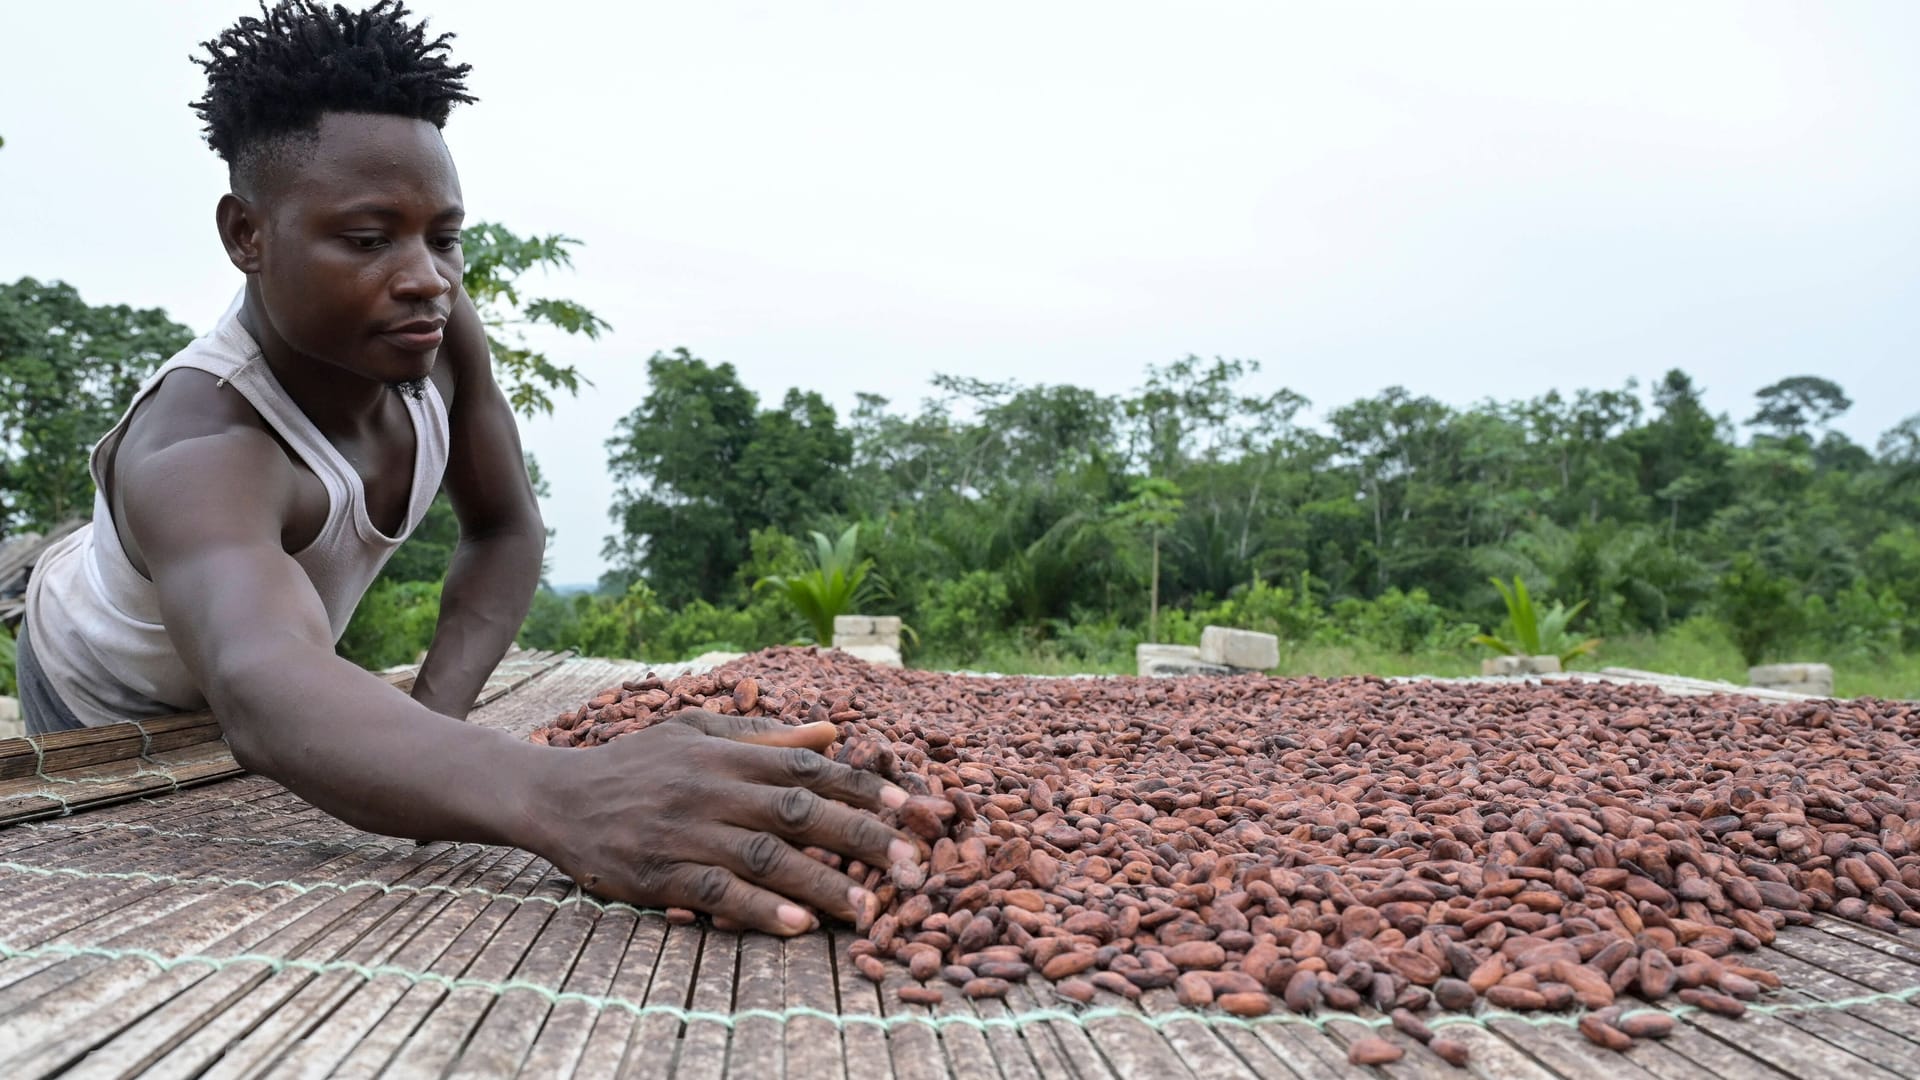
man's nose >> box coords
[392,238,453,301]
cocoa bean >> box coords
[1391,1008,1435,1043]
[1578,1015,1634,1050]
[543,651,1920,1034]
[1175,972,1214,1008]
[1218,992,1272,1017]
[1055,979,1096,1004]
[1430,1037,1472,1066]
[1617,1012,1676,1038]
[1433,977,1477,1011]
[1678,987,1746,1017]
[1348,1037,1405,1065]
[963,977,1011,999]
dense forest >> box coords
[5,247,1918,698]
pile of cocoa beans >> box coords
[531,647,1920,1063]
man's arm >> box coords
[125,421,918,935]
[127,422,547,845]
[410,293,544,718]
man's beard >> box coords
[390,378,428,401]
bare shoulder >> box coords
[118,366,285,463]
[112,367,301,548]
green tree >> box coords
[459,223,610,419]
[0,279,194,534]
[1111,476,1184,642]
[1749,376,1852,442]
[603,350,852,606]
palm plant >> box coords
[756,524,880,645]
[1473,576,1601,663]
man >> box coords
[18,0,910,936]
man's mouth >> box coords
[379,317,446,351]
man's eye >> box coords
[347,236,387,250]
[433,235,463,251]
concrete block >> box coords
[1198,626,1279,671]
[1481,655,1561,676]
[839,644,903,667]
[1137,644,1233,678]
[1749,663,1833,697]
[0,696,19,741]
[1481,656,1525,676]
[834,614,900,651]
[1748,663,1828,685]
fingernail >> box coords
[889,839,916,866]
[880,784,908,809]
[777,903,812,931]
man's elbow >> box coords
[462,516,547,563]
[203,649,298,774]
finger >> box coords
[732,742,910,813]
[736,719,838,752]
[733,781,916,874]
[712,825,876,925]
[673,710,839,751]
[655,861,819,937]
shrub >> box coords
[337,580,442,670]
[920,570,1011,664]
[0,626,16,697]
[1338,587,1479,654]
[1800,580,1907,662]
[1714,554,1803,666]
[758,523,880,645]
[1472,577,1601,663]
[1171,576,1329,646]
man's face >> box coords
[245,112,465,389]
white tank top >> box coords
[23,291,451,727]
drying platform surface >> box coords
[5,656,1920,1078]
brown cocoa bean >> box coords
[1617,1012,1676,1038]
[1678,987,1746,1017]
[1390,1008,1435,1043]
[1433,977,1477,1011]
[1430,1037,1472,1066]
[1165,941,1228,970]
[1175,972,1214,1007]
[1578,1015,1634,1050]
[1055,978,1097,1004]
[1218,992,1272,1017]
[1347,1037,1405,1065]
[963,977,1011,999]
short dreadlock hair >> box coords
[190,1,475,186]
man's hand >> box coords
[532,714,916,936]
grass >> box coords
[918,621,1920,700]
[1566,619,1920,700]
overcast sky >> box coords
[3,1,1916,585]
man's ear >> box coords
[216,193,264,274]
